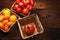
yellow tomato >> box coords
[9,15,17,22]
[2,20,8,25]
[3,9,11,16]
[0,22,4,29]
[0,15,4,22]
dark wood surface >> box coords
[0,0,60,40]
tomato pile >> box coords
[23,23,35,35]
[0,9,17,31]
[13,0,34,15]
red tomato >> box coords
[26,5,32,10]
[16,7,22,12]
[13,4,19,10]
[19,2,24,6]
[22,0,30,5]
[24,23,35,35]
[30,0,34,5]
[16,0,21,3]
[22,8,29,15]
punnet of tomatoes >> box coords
[11,0,34,16]
[17,14,44,39]
[0,8,20,32]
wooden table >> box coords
[0,0,60,40]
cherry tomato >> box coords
[7,22,13,27]
[0,22,4,29]
[3,9,11,16]
[30,0,34,5]
[16,0,21,3]
[22,0,30,5]
[4,15,10,20]
[22,8,29,15]
[0,15,4,22]
[13,4,19,10]
[4,25,8,31]
[26,5,32,10]
[16,7,22,12]
[19,2,24,6]
[24,23,35,35]
[9,15,17,22]
[2,20,8,25]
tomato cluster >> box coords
[13,0,34,15]
[0,9,17,31]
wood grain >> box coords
[0,0,60,40]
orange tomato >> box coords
[2,20,8,25]
[0,22,4,29]
[4,15,10,20]
[9,15,17,22]
[4,25,8,31]
[7,22,13,27]
[0,15,4,22]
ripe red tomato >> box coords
[16,0,21,3]
[26,5,32,10]
[30,0,34,5]
[22,0,30,5]
[16,7,22,12]
[23,23,35,35]
[22,8,29,15]
[13,4,19,10]
[19,2,24,6]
